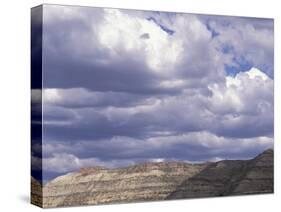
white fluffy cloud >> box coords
[208,67,273,115]
[42,153,139,173]
[97,9,184,73]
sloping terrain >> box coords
[31,177,42,206]
[39,149,273,208]
[43,162,207,207]
[167,149,273,199]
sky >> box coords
[31,5,274,182]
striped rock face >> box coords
[42,162,207,207]
[167,149,273,199]
[31,177,42,206]
[40,150,273,208]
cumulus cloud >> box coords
[42,6,228,94]
[203,16,274,77]
[38,5,274,180]
[208,67,273,138]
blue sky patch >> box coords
[147,17,175,35]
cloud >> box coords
[208,67,273,138]
[42,6,228,95]
[140,33,150,39]
[39,5,274,179]
[42,153,142,173]
[43,88,159,108]
[203,16,274,77]
[40,66,273,180]
[42,67,273,142]
[41,131,273,174]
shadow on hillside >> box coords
[166,150,274,200]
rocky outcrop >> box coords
[31,177,42,207]
[40,149,273,208]
[231,149,273,195]
[42,162,207,207]
[167,149,273,199]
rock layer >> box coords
[167,149,273,199]
[31,177,42,207]
[39,149,273,208]
[43,162,207,207]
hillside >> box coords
[34,149,273,208]
[31,177,42,206]
[167,149,273,199]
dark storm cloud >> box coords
[43,104,203,142]
[212,114,274,138]
[44,53,175,94]
[44,89,158,108]
[44,109,134,141]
